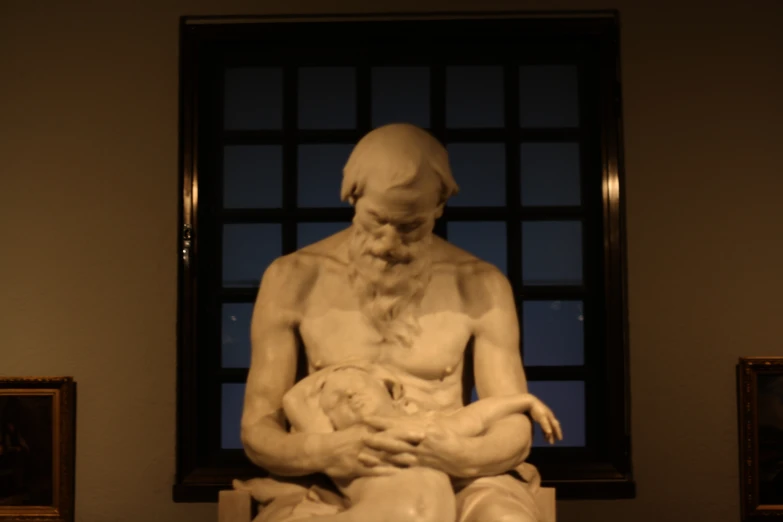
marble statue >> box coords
[236,123,562,522]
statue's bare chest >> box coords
[295,265,475,382]
[298,309,472,382]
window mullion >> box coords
[282,64,298,255]
[504,62,523,354]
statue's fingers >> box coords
[389,428,426,444]
[553,418,564,441]
[358,452,382,467]
[364,434,418,454]
[368,425,425,444]
[387,452,418,468]
[366,465,400,477]
[538,418,553,444]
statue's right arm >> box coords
[240,257,390,479]
[240,256,328,476]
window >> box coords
[176,12,632,502]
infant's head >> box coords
[318,366,398,430]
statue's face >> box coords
[320,369,394,430]
[346,166,441,345]
[352,178,440,264]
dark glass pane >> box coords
[528,380,585,447]
[446,66,504,128]
[222,303,253,368]
[447,221,507,275]
[520,143,581,207]
[224,67,283,130]
[223,145,282,209]
[523,300,584,366]
[522,221,582,285]
[223,224,282,288]
[372,67,430,128]
[447,143,506,207]
[519,65,579,128]
[298,67,356,129]
[221,383,245,449]
[297,144,354,208]
[297,222,350,249]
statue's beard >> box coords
[347,224,433,347]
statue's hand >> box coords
[363,416,473,477]
[320,424,403,480]
[414,422,477,477]
[528,396,563,444]
[357,416,429,469]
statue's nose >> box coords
[376,224,402,251]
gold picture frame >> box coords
[0,377,75,522]
[738,357,783,520]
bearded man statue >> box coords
[237,123,546,522]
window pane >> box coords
[520,143,581,207]
[298,67,356,129]
[223,224,281,288]
[446,66,504,128]
[372,67,430,128]
[221,383,245,449]
[447,221,507,275]
[529,381,585,447]
[519,65,579,128]
[298,144,354,208]
[522,221,582,285]
[298,222,350,249]
[523,300,584,366]
[447,143,506,207]
[222,303,253,368]
[224,67,283,130]
[223,145,282,209]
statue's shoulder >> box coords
[294,226,352,269]
[261,227,351,286]
[432,236,507,282]
[431,236,512,306]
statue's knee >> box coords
[460,498,537,522]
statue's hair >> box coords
[340,123,459,206]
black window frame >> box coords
[176,11,632,502]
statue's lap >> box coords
[255,465,541,522]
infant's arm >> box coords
[439,394,536,437]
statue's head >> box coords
[317,365,403,430]
[341,123,458,258]
[340,124,459,346]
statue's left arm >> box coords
[453,266,534,477]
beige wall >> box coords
[1,0,781,521]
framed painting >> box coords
[738,357,783,520]
[0,377,75,522]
